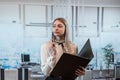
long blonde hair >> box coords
[52,17,71,51]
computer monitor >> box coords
[21,54,30,63]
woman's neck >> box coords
[55,36,65,43]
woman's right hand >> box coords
[47,40,56,69]
[49,40,56,56]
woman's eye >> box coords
[52,24,63,28]
[58,25,63,28]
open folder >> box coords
[50,39,94,79]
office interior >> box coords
[0,0,120,80]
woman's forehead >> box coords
[54,20,64,25]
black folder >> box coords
[50,39,94,79]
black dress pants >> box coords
[45,75,62,80]
[45,75,75,80]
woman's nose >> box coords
[55,26,58,30]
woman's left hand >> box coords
[75,66,85,76]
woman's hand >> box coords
[47,40,56,69]
[75,66,85,76]
[49,40,56,56]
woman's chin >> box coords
[54,34,60,36]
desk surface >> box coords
[92,69,114,79]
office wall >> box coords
[0,0,120,69]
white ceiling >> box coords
[0,0,120,6]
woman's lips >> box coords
[54,32,59,34]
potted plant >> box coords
[101,43,114,69]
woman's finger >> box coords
[75,68,85,76]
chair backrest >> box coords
[31,65,42,73]
[30,65,45,79]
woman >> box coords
[40,18,85,80]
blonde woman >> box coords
[40,18,85,80]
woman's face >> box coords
[52,20,65,37]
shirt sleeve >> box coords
[40,44,51,76]
[40,43,56,76]
[72,42,78,55]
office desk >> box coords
[114,65,120,80]
[5,69,18,80]
[92,69,114,80]
[0,68,31,80]
[0,68,4,80]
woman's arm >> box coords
[40,42,56,76]
[40,44,51,76]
